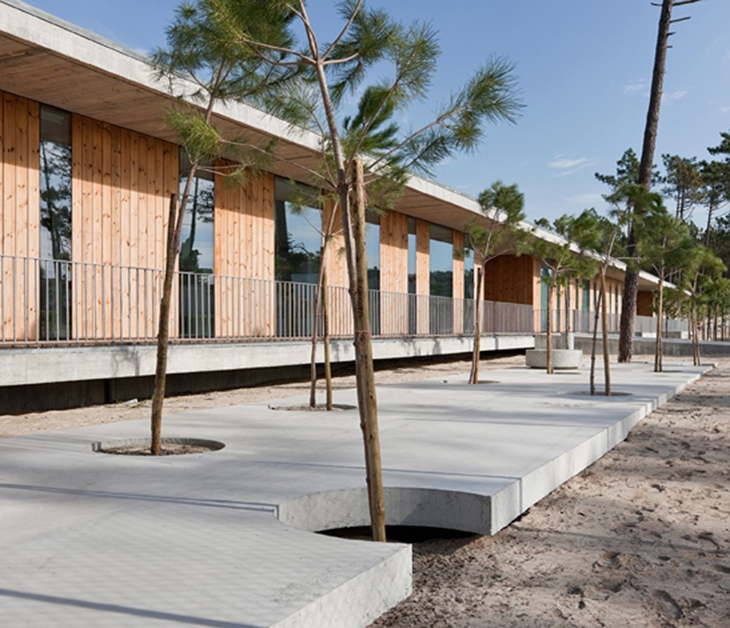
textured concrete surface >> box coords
[0,359,708,627]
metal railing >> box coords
[540,308,690,336]
[12,253,700,347]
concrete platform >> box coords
[0,360,709,627]
[525,348,583,369]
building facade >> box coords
[0,1,661,411]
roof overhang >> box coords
[0,0,660,291]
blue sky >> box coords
[24,0,730,226]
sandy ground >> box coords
[373,358,730,628]
[2,354,728,627]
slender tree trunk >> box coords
[704,202,714,247]
[589,288,603,396]
[600,271,611,396]
[654,276,664,372]
[619,0,675,363]
[546,282,554,375]
[309,248,327,408]
[690,298,700,365]
[469,265,484,384]
[151,192,181,455]
[351,159,386,542]
[564,281,572,348]
[322,268,333,410]
[302,18,386,539]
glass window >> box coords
[274,178,322,338]
[274,178,321,283]
[407,218,417,334]
[407,218,417,295]
[179,170,214,273]
[429,224,453,298]
[179,157,215,338]
[463,242,474,301]
[39,106,72,262]
[365,210,380,291]
[541,266,551,332]
[39,105,72,341]
[430,224,453,334]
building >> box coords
[0,0,663,412]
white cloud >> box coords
[623,80,647,95]
[547,156,599,177]
[663,89,689,104]
[720,105,730,114]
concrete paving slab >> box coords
[0,359,709,627]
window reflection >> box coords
[39,106,72,341]
[430,224,453,334]
[274,178,321,337]
[274,178,321,283]
[179,164,215,338]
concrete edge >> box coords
[273,545,412,628]
[277,486,493,535]
[491,365,711,533]
[0,335,534,387]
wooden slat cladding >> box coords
[214,164,276,338]
[378,210,408,335]
[0,92,40,340]
[483,254,535,306]
[415,219,430,334]
[321,199,352,337]
[71,114,178,340]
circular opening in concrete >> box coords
[321,525,474,543]
[277,486,491,536]
[268,403,356,412]
[93,437,225,456]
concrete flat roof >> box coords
[0,359,708,626]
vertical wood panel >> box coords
[214,165,275,338]
[379,210,408,334]
[322,200,348,287]
[25,101,40,337]
[415,218,430,334]
[14,97,28,260]
[0,94,4,258]
[3,94,17,257]
[14,98,28,337]
[0,94,40,340]
[322,199,352,336]
[452,230,464,334]
[71,115,176,340]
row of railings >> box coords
[2,255,695,346]
[0,255,535,345]
[551,309,689,335]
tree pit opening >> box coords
[93,437,225,456]
[319,525,475,544]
